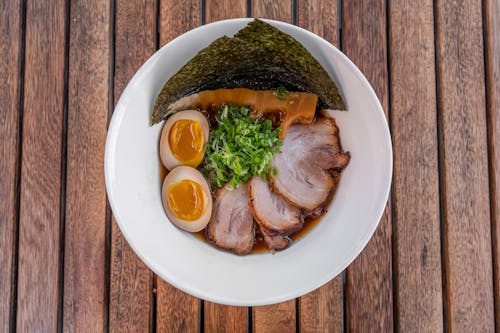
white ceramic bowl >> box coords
[105,18,392,306]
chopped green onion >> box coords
[201,104,282,189]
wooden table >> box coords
[1,0,498,332]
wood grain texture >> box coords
[16,0,66,331]
[436,0,495,331]
[253,301,296,333]
[341,1,393,331]
[0,0,22,331]
[299,279,343,333]
[159,0,201,47]
[156,2,201,331]
[156,279,199,333]
[252,0,291,22]
[484,0,500,326]
[205,0,246,22]
[296,2,344,332]
[249,3,296,332]
[204,304,247,333]
[201,3,249,332]
[63,0,110,331]
[297,0,338,44]
[389,0,443,331]
[109,0,156,331]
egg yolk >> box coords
[169,119,204,167]
[167,179,206,221]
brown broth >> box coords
[159,163,168,183]
[193,230,206,242]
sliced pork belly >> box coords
[270,117,350,211]
[260,226,291,252]
[248,176,302,235]
[207,183,254,255]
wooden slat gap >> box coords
[246,0,251,18]
[247,306,252,333]
[104,1,117,332]
[201,0,206,25]
[432,1,449,331]
[291,0,297,25]
[342,270,347,333]
[481,0,499,330]
[150,274,156,333]
[155,0,161,50]
[10,0,28,331]
[385,1,399,332]
[56,0,72,331]
[337,0,342,50]
[294,298,299,333]
[199,299,204,333]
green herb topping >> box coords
[201,104,282,189]
[275,85,288,100]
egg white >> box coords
[159,110,210,170]
[161,166,212,232]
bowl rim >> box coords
[105,17,393,306]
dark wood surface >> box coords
[436,0,495,331]
[485,0,499,328]
[389,0,443,331]
[17,1,65,332]
[0,0,22,332]
[63,0,110,331]
[1,0,498,332]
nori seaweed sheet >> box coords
[151,19,346,125]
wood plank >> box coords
[435,0,495,331]
[156,280,199,333]
[63,0,110,331]
[16,0,66,331]
[297,0,338,43]
[299,280,343,333]
[159,0,201,47]
[206,0,246,22]
[341,1,393,332]
[156,1,201,331]
[252,0,291,22]
[484,0,500,327]
[205,304,247,333]
[296,1,344,332]
[109,0,156,331]
[202,2,249,332]
[250,2,296,332]
[389,1,443,331]
[253,302,296,333]
[0,0,22,331]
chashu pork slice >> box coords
[260,225,291,252]
[207,183,255,255]
[248,176,302,235]
[270,117,350,211]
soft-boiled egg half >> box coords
[160,110,210,170]
[162,166,212,232]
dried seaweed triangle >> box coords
[151,19,346,125]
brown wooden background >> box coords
[0,0,498,331]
